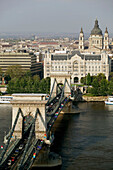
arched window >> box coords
[74,77,79,83]
[73,61,78,71]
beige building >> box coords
[44,19,111,83]
[44,50,110,83]
[0,52,43,78]
[79,19,109,54]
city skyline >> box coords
[0,0,113,35]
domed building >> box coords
[79,19,109,54]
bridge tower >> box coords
[11,94,47,140]
[50,72,71,97]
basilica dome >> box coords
[91,19,102,35]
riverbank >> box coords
[82,96,108,102]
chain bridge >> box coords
[0,74,75,169]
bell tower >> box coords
[79,27,84,50]
[103,27,109,50]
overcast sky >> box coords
[0,0,113,34]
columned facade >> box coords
[103,27,109,50]
[79,27,84,51]
[79,19,109,54]
[44,51,110,84]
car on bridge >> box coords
[19,144,24,150]
[7,159,12,166]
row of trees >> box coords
[0,65,50,94]
[1,65,113,96]
[81,73,113,96]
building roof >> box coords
[105,27,108,34]
[80,55,101,60]
[51,50,101,61]
[80,27,83,33]
[51,54,67,60]
[91,19,102,35]
[39,42,58,45]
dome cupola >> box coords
[91,19,102,35]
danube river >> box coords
[0,102,113,170]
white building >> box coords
[79,19,110,54]
[44,50,110,83]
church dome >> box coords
[91,19,102,35]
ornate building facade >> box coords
[44,19,111,83]
[79,19,109,54]
[44,50,110,83]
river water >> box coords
[0,102,113,170]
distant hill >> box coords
[0,32,113,40]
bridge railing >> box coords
[17,108,40,170]
[0,108,24,164]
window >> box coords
[105,37,107,40]
[74,62,78,65]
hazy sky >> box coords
[0,0,113,34]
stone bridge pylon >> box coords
[50,72,71,97]
[11,94,48,140]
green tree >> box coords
[90,78,100,96]
[39,79,46,93]
[97,73,106,82]
[0,67,3,84]
[99,79,108,96]
[45,77,50,93]
[6,65,24,79]
[25,77,33,93]
[7,69,50,94]
[0,67,3,78]
[19,77,26,93]
[32,75,40,93]
[86,73,91,85]
[108,81,113,95]
[109,72,113,81]
[80,77,86,84]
